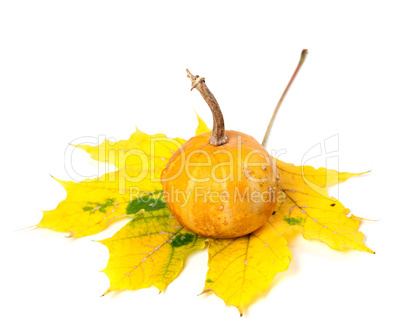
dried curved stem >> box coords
[186,69,228,146]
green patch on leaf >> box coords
[283,216,305,226]
[206,279,213,283]
[171,233,195,248]
[83,198,116,214]
[126,191,167,215]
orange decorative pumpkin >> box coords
[161,70,279,238]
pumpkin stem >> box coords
[186,69,228,146]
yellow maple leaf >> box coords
[100,207,206,293]
[37,114,372,314]
[203,222,291,315]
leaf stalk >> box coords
[262,49,308,148]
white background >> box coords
[1,1,401,335]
